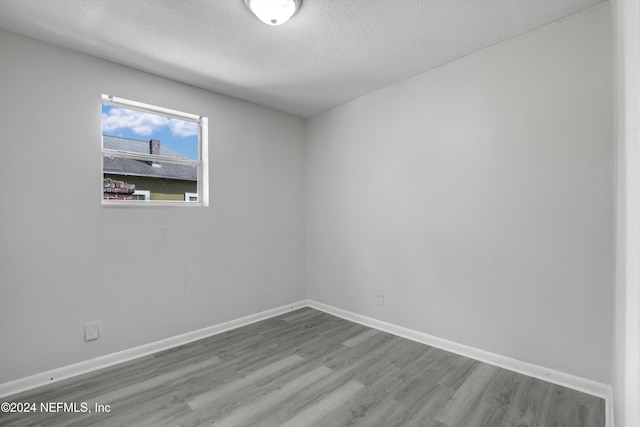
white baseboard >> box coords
[0,301,307,399]
[0,299,614,427]
[307,299,613,425]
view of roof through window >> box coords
[102,104,199,159]
[101,99,205,204]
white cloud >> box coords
[170,119,199,138]
[102,107,170,136]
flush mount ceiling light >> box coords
[244,0,301,26]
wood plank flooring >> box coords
[0,308,605,426]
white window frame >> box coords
[101,94,209,207]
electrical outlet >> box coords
[85,321,100,341]
[377,293,384,307]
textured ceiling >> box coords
[0,0,603,118]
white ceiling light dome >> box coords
[244,0,301,26]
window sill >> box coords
[101,200,206,207]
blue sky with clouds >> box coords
[101,105,199,159]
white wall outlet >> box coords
[377,293,384,307]
[85,321,100,341]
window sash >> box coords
[101,94,202,124]
[101,148,201,167]
[101,94,209,207]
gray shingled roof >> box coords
[103,135,197,181]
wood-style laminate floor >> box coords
[1,308,605,426]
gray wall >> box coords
[0,30,306,383]
[0,2,615,388]
[306,4,613,383]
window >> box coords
[133,190,150,201]
[101,94,208,206]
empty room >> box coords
[0,0,638,426]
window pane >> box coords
[102,105,199,160]
[100,95,207,206]
[103,159,198,202]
